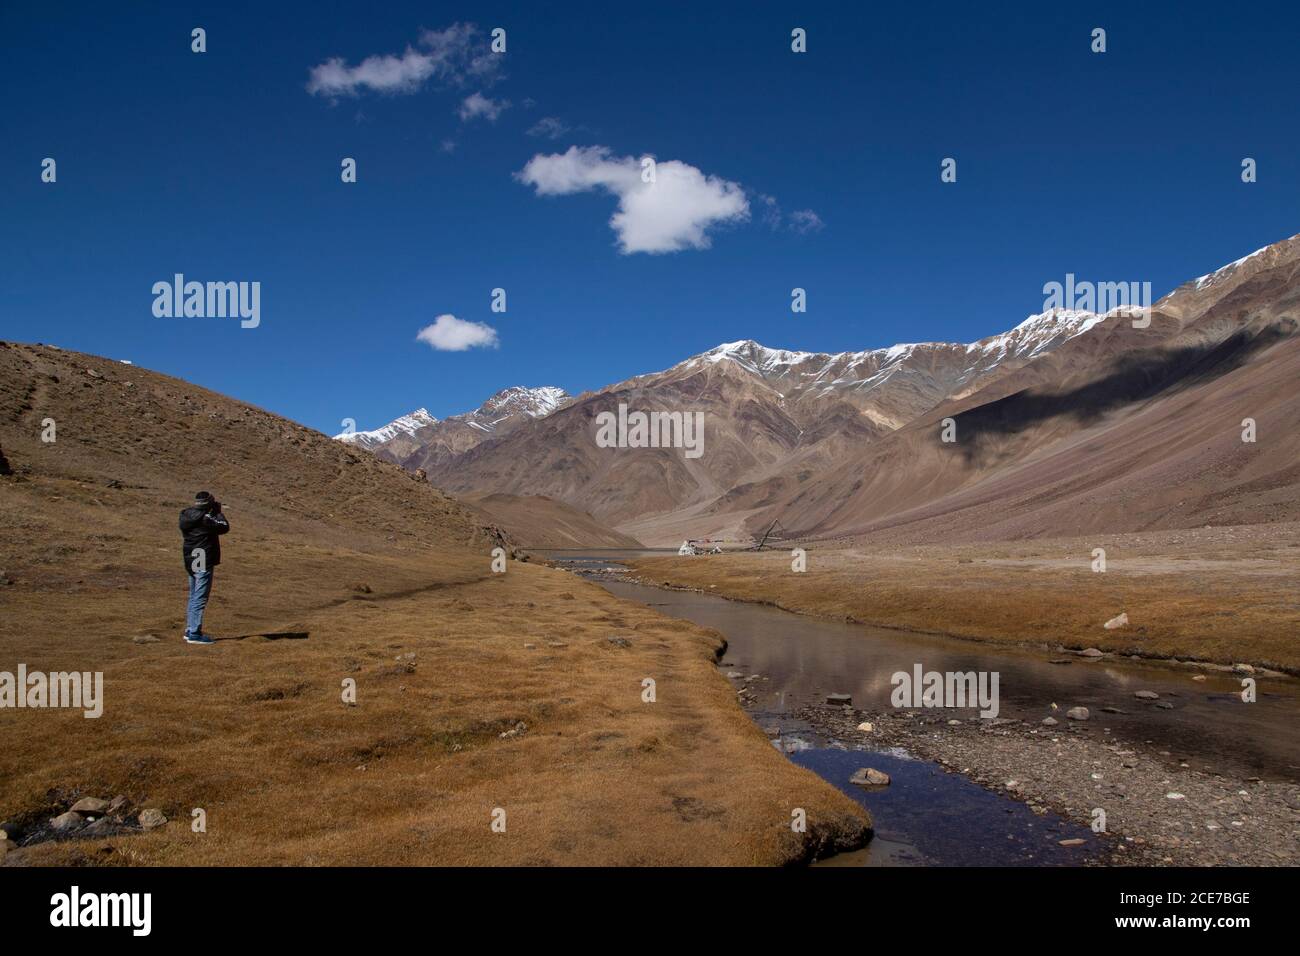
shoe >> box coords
[183,632,215,645]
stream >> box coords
[544,550,1300,866]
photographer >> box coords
[178,491,229,645]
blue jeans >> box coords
[186,569,214,636]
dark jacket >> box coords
[179,503,229,572]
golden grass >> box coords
[630,525,1300,673]
[0,478,868,866]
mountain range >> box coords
[339,234,1300,547]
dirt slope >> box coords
[461,492,644,549]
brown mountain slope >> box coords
[755,236,1300,545]
[461,492,644,549]
[423,313,1106,536]
[0,341,867,865]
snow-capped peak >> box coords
[335,407,437,445]
[477,385,569,421]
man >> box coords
[178,491,229,645]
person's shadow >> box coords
[216,631,310,641]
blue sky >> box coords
[2,1,1297,435]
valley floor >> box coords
[629,523,1300,673]
[0,480,867,866]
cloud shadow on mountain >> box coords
[942,322,1295,467]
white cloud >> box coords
[515,145,749,254]
[416,315,500,351]
[307,23,502,98]
[788,209,825,234]
[458,92,509,122]
[527,116,570,139]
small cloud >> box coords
[515,145,749,255]
[458,92,509,122]
[788,209,825,234]
[306,23,502,98]
[416,315,500,351]
[527,117,570,140]
[440,139,458,154]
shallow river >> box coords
[546,551,1300,865]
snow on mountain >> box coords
[334,388,570,456]
[473,386,569,427]
[335,408,438,448]
[677,308,1104,396]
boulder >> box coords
[1041,717,1059,727]
[70,797,112,815]
[1134,690,1160,700]
[849,767,891,787]
[1103,613,1129,630]
[826,693,852,705]
[137,808,167,829]
[1079,647,1104,658]
[1066,706,1090,721]
[50,811,86,832]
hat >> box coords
[195,491,213,503]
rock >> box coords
[82,818,115,837]
[1066,706,1090,721]
[1103,613,1129,630]
[849,767,891,787]
[1154,701,1174,710]
[132,634,161,644]
[826,693,852,705]
[51,811,86,831]
[70,797,112,815]
[1166,792,1186,800]
[1232,663,1255,675]
[1041,717,1059,726]
[137,808,167,829]
[1102,706,1126,714]
[1134,690,1160,700]
[0,838,17,855]
[856,721,874,732]
[107,796,129,814]
[606,636,632,648]
[1079,647,1104,658]
[725,671,744,678]
[1192,674,1207,682]
[353,583,372,594]
[1058,838,1086,847]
